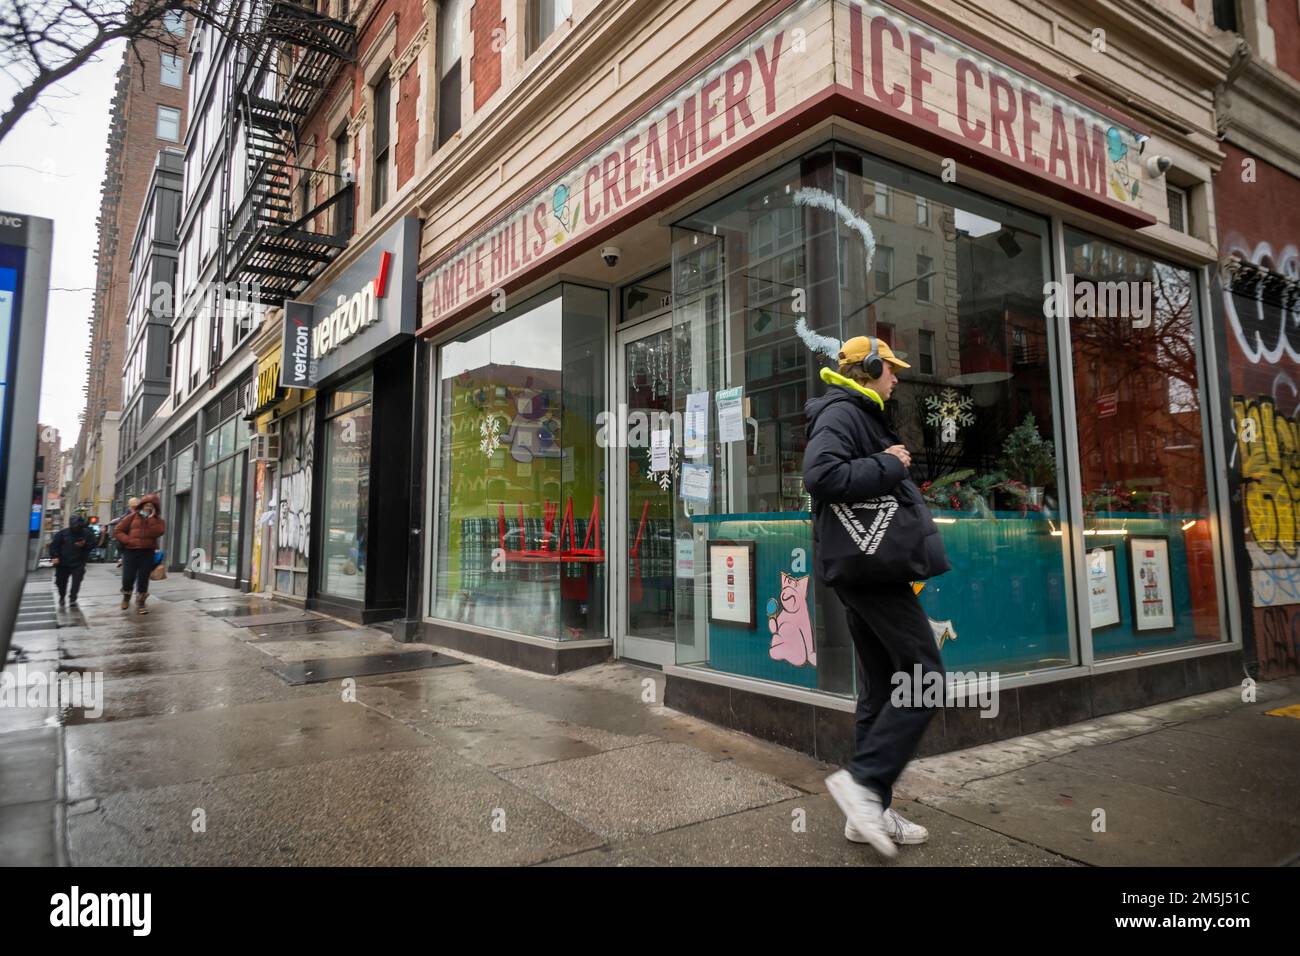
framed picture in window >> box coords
[1086,545,1121,631]
[1128,536,1175,632]
[708,540,757,629]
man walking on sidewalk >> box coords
[113,494,166,615]
[803,336,951,859]
[49,514,98,608]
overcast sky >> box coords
[0,38,127,455]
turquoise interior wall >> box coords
[689,511,1207,690]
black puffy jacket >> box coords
[804,367,949,584]
[49,516,98,567]
[804,368,909,504]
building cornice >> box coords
[1219,54,1300,181]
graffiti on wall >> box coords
[1232,396,1300,558]
[1221,233,1300,675]
[1222,239,1300,369]
[1258,606,1300,679]
[278,463,312,561]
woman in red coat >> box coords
[114,493,166,614]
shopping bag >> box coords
[814,478,950,585]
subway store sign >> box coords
[254,357,284,417]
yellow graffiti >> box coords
[1234,396,1300,557]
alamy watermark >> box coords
[0,665,104,718]
[595,404,681,448]
[891,666,1000,718]
[1043,274,1152,327]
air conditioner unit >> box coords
[249,432,280,462]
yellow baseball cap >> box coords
[838,335,911,369]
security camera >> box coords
[600,246,621,267]
[1144,155,1172,177]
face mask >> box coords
[141,509,154,518]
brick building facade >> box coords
[72,15,190,517]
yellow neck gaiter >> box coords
[820,366,884,410]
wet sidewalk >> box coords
[3,564,1299,866]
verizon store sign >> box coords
[420,0,834,326]
[845,0,1146,213]
[281,216,418,389]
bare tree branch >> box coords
[0,1,268,145]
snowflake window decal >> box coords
[924,388,975,429]
[479,415,503,456]
[645,442,681,492]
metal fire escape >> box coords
[225,0,357,307]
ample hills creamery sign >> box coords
[419,0,836,329]
[419,0,1149,331]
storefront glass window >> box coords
[321,378,372,601]
[669,142,1074,695]
[432,283,608,641]
[1065,229,1223,657]
[199,408,248,578]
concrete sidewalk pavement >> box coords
[3,563,1298,866]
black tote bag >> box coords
[814,477,951,586]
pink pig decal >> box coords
[768,571,816,667]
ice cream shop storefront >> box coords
[414,0,1244,757]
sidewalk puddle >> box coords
[267,651,466,686]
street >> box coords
[4,564,1298,867]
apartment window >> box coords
[527,0,572,56]
[1012,326,1028,363]
[163,11,185,35]
[916,254,933,303]
[156,106,181,141]
[161,52,183,88]
[437,0,463,147]
[1166,185,1188,234]
[334,130,353,237]
[874,245,894,295]
[335,131,350,182]
[916,196,929,227]
[875,322,894,347]
[874,182,891,217]
[918,329,935,375]
[372,75,390,212]
[1212,0,1238,32]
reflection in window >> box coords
[1065,230,1222,657]
[527,0,572,55]
[833,145,1069,674]
[432,285,607,641]
[321,377,371,600]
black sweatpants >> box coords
[54,564,86,601]
[121,549,155,596]
[835,582,945,810]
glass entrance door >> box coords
[615,313,681,665]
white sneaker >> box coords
[847,807,929,845]
[825,770,897,859]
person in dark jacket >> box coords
[113,493,166,614]
[803,335,949,859]
[49,514,98,608]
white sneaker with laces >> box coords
[825,770,897,859]
[847,806,929,845]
